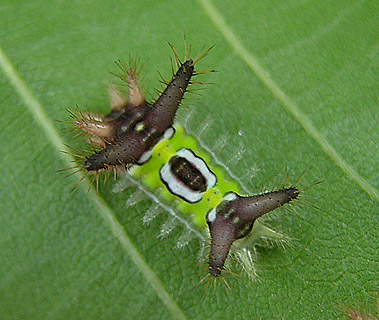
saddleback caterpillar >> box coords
[64,42,304,281]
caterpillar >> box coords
[65,42,303,281]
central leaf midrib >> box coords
[0,46,187,320]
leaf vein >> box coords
[0,46,187,320]
[198,0,378,200]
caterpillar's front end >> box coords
[80,58,195,172]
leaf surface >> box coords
[0,0,377,319]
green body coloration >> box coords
[69,51,297,280]
[119,121,292,280]
[130,124,239,229]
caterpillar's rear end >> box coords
[207,188,300,278]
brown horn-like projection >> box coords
[206,188,299,277]
[84,59,195,172]
[147,60,194,132]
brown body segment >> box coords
[84,60,194,172]
[207,188,299,277]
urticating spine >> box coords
[83,60,194,172]
[207,188,299,277]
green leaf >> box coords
[1,0,377,319]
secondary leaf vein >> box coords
[198,0,378,201]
